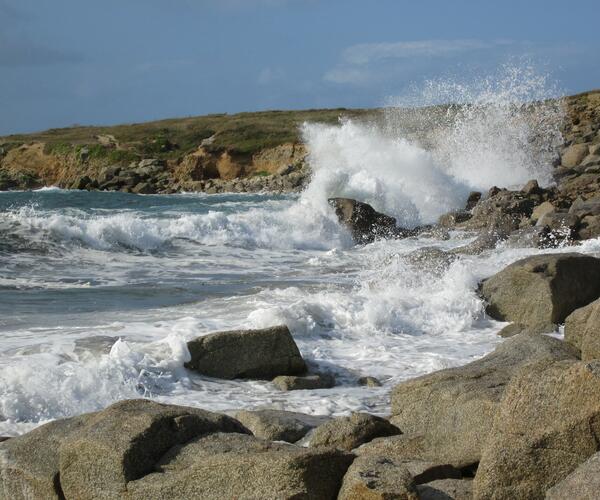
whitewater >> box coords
[2,66,599,436]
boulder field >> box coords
[4,251,600,498]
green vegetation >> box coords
[253,170,270,177]
[1,108,378,160]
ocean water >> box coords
[2,66,598,436]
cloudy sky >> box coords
[1,0,599,134]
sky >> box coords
[1,0,600,135]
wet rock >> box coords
[233,409,330,443]
[465,189,536,232]
[545,452,600,500]
[132,182,156,194]
[389,334,578,467]
[328,197,403,243]
[530,200,556,223]
[561,143,590,167]
[71,175,93,190]
[564,298,600,360]
[474,360,600,500]
[185,325,306,380]
[521,178,543,195]
[125,432,354,500]
[417,479,473,500]
[309,412,401,451]
[480,253,600,329]
[576,214,600,239]
[272,372,334,391]
[0,414,91,500]
[437,210,472,228]
[569,195,600,217]
[358,376,382,387]
[465,191,482,211]
[337,455,419,500]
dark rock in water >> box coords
[309,412,401,451]
[358,376,382,387]
[272,372,334,391]
[546,452,600,500]
[474,360,600,500]
[465,191,482,211]
[58,399,246,500]
[480,253,600,329]
[125,432,354,500]
[389,334,577,468]
[185,325,306,380]
[564,297,600,361]
[132,182,156,194]
[328,197,412,243]
[71,175,93,190]
[337,455,419,500]
[234,409,330,443]
[417,479,473,500]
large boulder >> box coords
[125,432,354,499]
[464,189,537,232]
[234,409,330,443]
[185,325,306,379]
[309,413,401,451]
[58,399,246,500]
[474,360,600,500]
[480,253,600,329]
[564,297,600,360]
[328,198,410,243]
[0,415,91,500]
[337,455,419,500]
[561,143,590,168]
[545,451,600,500]
[389,334,578,467]
[417,479,473,500]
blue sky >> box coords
[1,0,599,135]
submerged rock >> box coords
[480,253,600,329]
[185,325,306,380]
[389,334,578,467]
[234,409,330,443]
[309,412,400,451]
[474,360,600,499]
[358,376,382,387]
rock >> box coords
[70,175,93,190]
[450,228,509,255]
[58,399,247,500]
[465,191,482,211]
[417,479,473,500]
[272,373,334,391]
[545,452,600,500]
[561,143,590,167]
[328,197,401,243]
[564,298,600,360]
[437,211,472,228]
[480,253,600,329]
[521,179,542,195]
[568,196,600,217]
[337,455,419,500]
[577,214,600,239]
[474,360,600,500]
[0,414,91,500]
[309,413,401,451]
[138,158,166,168]
[358,376,382,387]
[389,334,578,467]
[125,432,354,500]
[465,189,536,232]
[581,154,600,166]
[530,200,556,223]
[132,182,156,194]
[185,325,306,380]
[233,409,330,443]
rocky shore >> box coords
[3,92,600,499]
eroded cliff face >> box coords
[0,140,308,193]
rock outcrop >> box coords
[389,334,578,467]
[564,297,600,360]
[474,360,600,499]
[480,253,600,330]
[233,409,330,443]
[309,413,401,451]
[545,451,600,500]
[185,325,306,380]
